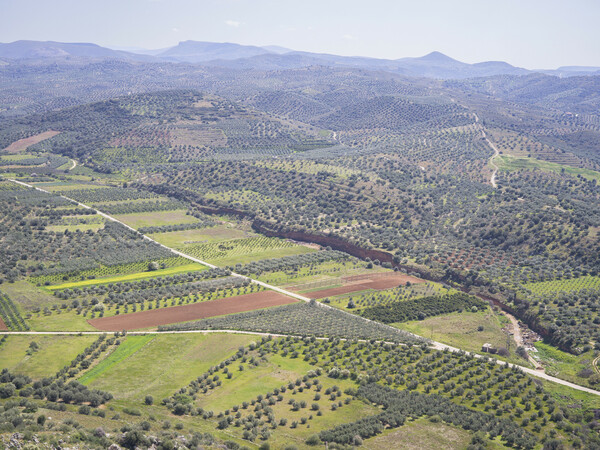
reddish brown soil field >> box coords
[366,275,424,289]
[0,316,8,331]
[342,273,424,285]
[307,273,425,299]
[307,284,373,299]
[88,291,298,331]
[3,131,60,153]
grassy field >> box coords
[149,225,253,247]
[46,263,207,290]
[365,417,474,449]
[30,256,191,286]
[46,222,105,233]
[533,342,598,388]
[524,275,600,295]
[179,236,315,266]
[497,155,600,182]
[267,383,379,448]
[196,354,315,412]
[27,310,97,331]
[325,281,451,311]
[79,335,156,385]
[0,335,97,379]
[33,182,110,192]
[0,280,60,309]
[114,209,200,228]
[542,378,600,411]
[257,259,385,287]
[395,307,526,363]
[86,333,255,405]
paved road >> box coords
[7,178,600,397]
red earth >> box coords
[306,273,425,299]
[0,317,8,331]
[3,131,60,153]
[88,291,298,331]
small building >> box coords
[482,343,497,354]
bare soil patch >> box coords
[342,272,423,284]
[0,316,8,331]
[170,127,226,148]
[3,131,60,153]
[307,284,374,299]
[307,273,425,299]
[88,291,297,331]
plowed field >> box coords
[3,131,60,153]
[89,291,298,331]
[306,273,424,299]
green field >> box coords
[33,182,110,192]
[524,275,600,295]
[150,225,253,247]
[0,335,97,379]
[324,281,450,311]
[79,335,156,385]
[30,256,191,286]
[86,333,255,404]
[47,263,207,290]
[179,236,315,266]
[0,280,60,309]
[114,209,200,228]
[395,307,526,363]
[365,418,474,449]
[533,342,598,388]
[26,310,98,331]
[256,259,384,287]
[196,354,315,412]
[46,222,105,233]
[497,155,600,182]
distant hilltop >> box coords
[0,39,598,79]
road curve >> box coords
[7,178,600,397]
[473,113,500,188]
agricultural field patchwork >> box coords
[1,79,600,449]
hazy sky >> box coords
[1,0,599,68]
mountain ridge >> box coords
[0,39,597,79]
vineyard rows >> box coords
[160,301,422,343]
[0,291,29,331]
[101,200,185,215]
[31,256,191,286]
[179,236,300,262]
[235,250,349,276]
[59,187,159,204]
[523,275,600,295]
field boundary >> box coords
[8,177,600,397]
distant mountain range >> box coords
[1,40,598,79]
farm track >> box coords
[6,177,600,397]
[1,328,600,396]
[474,113,500,188]
[500,310,541,369]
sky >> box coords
[1,0,599,69]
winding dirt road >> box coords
[474,113,500,188]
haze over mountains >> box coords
[1,39,599,79]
